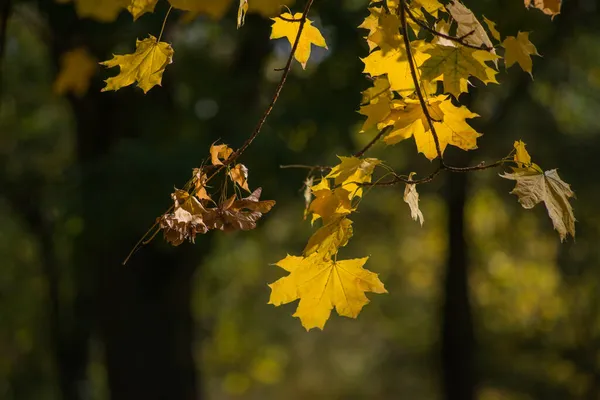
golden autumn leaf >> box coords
[362,41,431,96]
[303,215,353,259]
[379,96,481,160]
[56,0,126,22]
[127,0,158,20]
[524,0,561,17]
[308,179,354,224]
[193,168,211,201]
[237,0,248,28]
[54,47,97,97]
[100,35,173,93]
[325,156,380,199]
[502,32,540,77]
[483,16,501,42]
[229,163,250,192]
[210,144,234,166]
[270,12,327,69]
[268,254,387,330]
[501,169,575,241]
[419,45,498,98]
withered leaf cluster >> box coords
[158,144,275,246]
[159,187,275,246]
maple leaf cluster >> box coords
[158,144,275,246]
[62,0,574,331]
[358,0,543,160]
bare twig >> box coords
[354,126,392,157]
[124,0,316,264]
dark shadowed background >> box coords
[1,0,600,399]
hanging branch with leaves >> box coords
[53,0,571,331]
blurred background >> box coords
[1,0,600,399]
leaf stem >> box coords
[157,6,173,43]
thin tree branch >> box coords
[125,0,316,264]
[354,126,392,157]
[227,0,315,165]
[399,0,444,163]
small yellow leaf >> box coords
[54,47,97,97]
[100,35,173,93]
[483,16,501,42]
[502,32,540,77]
[326,156,380,199]
[127,0,158,20]
[308,179,354,224]
[237,0,248,28]
[513,140,531,167]
[362,41,430,96]
[268,254,387,330]
[303,216,353,259]
[270,12,327,69]
[210,144,234,166]
[404,173,424,226]
[229,163,250,192]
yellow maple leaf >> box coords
[362,41,431,96]
[127,0,158,20]
[483,16,501,42]
[308,179,354,224]
[524,0,561,17]
[100,35,174,93]
[502,32,540,77]
[270,12,328,69]
[268,254,387,330]
[303,215,353,259]
[56,0,126,22]
[380,96,481,160]
[326,156,380,199]
[54,47,97,97]
[419,45,498,98]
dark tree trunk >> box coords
[441,165,476,400]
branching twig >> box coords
[124,0,316,264]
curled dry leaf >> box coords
[403,173,424,226]
[210,144,234,166]
[229,163,250,192]
[501,169,575,242]
[204,188,275,232]
[193,168,211,201]
[159,190,208,246]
